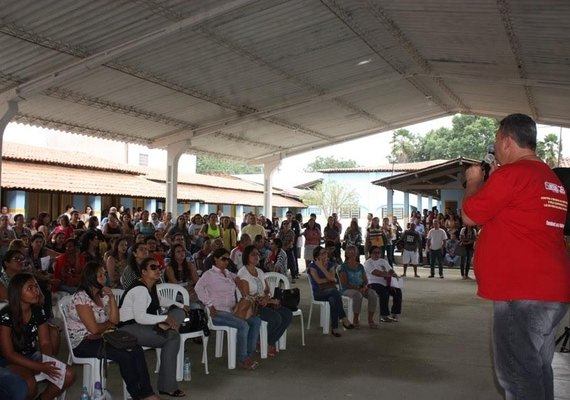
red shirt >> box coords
[463,160,570,302]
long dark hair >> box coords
[242,244,257,267]
[128,242,146,276]
[80,230,98,253]
[168,244,189,282]
[7,273,36,351]
[110,237,128,260]
[77,262,104,303]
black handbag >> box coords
[102,328,138,350]
[273,287,300,312]
[179,309,210,336]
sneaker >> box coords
[379,317,393,323]
[389,315,399,322]
[428,275,435,278]
[414,274,420,278]
[439,275,444,279]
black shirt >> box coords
[0,304,47,355]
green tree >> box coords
[302,180,359,217]
[304,156,359,172]
[387,128,418,163]
[196,155,262,174]
[536,133,559,167]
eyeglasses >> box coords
[147,264,160,270]
[220,257,230,262]
[11,257,25,262]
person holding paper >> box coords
[0,273,75,400]
[364,246,403,322]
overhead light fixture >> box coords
[357,59,372,66]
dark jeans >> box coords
[260,306,293,345]
[368,283,402,316]
[460,246,474,277]
[74,339,155,399]
[430,248,444,277]
[493,301,569,400]
[385,244,395,266]
[0,367,27,400]
[313,287,346,329]
[286,248,298,278]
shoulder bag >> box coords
[273,287,300,312]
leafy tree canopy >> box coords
[305,156,359,172]
[196,155,262,175]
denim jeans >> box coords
[460,246,474,277]
[385,244,395,267]
[286,248,298,278]
[493,301,569,400]
[0,367,27,400]
[429,248,444,277]
[260,306,293,345]
[212,311,261,362]
[313,287,346,329]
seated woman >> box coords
[106,237,129,288]
[266,238,287,275]
[119,257,186,398]
[80,230,102,266]
[164,243,200,303]
[339,245,378,329]
[238,245,292,357]
[0,273,75,400]
[195,247,262,370]
[66,262,160,400]
[0,250,26,301]
[121,242,148,289]
[52,239,86,294]
[307,246,354,337]
[364,246,402,322]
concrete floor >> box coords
[60,265,570,400]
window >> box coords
[138,153,149,166]
[381,207,403,219]
[340,205,360,219]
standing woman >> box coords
[188,214,204,254]
[120,213,136,246]
[35,213,52,239]
[459,225,478,280]
[200,213,221,240]
[343,219,363,262]
[0,273,75,400]
[195,247,261,370]
[238,245,292,357]
[106,237,129,288]
[80,205,93,223]
[302,218,321,270]
[220,216,237,251]
[67,262,160,400]
[323,216,341,264]
[119,257,187,398]
[307,246,354,337]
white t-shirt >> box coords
[237,267,266,296]
[427,228,448,250]
[364,258,392,287]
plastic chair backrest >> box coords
[157,283,190,306]
[58,295,77,361]
[264,272,289,296]
[111,288,124,305]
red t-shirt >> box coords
[463,160,570,302]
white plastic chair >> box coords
[205,306,238,369]
[264,272,305,347]
[156,283,209,379]
[235,288,269,359]
[58,295,129,400]
[306,277,331,334]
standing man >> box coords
[426,220,447,278]
[401,223,421,278]
[462,113,570,400]
[414,217,426,265]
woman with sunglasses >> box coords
[0,273,75,400]
[238,245,292,357]
[195,247,262,370]
[66,262,160,400]
[119,257,187,398]
[308,246,354,337]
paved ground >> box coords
[59,265,570,400]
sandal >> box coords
[158,389,186,397]
[368,322,379,329]
[239,359,259,370]
[331,330,342,337]
[342,321,355,330]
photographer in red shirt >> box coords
[463,113,570,400]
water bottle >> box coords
[80,386,90,400]
[183,356,192,381]
[93,381,103,399]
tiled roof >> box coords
[317,160,449,173]
[1,160,305,208]
[2,142,142,174]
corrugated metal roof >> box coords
[1,0,569,166]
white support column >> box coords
[166,141,190,219]
[0,101,19,204]
[416,194,422,212]
[386,189,394,218]
[428,196,433,210]
[263,159,281,219]
[403,192,410,224]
